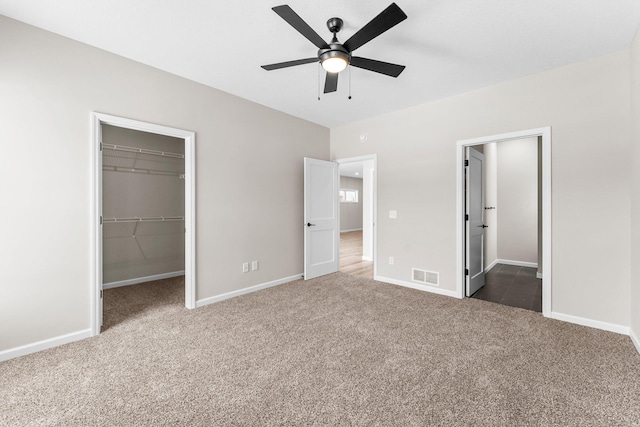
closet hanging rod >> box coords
[103,216,185,223]
[102,143,184,159]
[102,165,185,178]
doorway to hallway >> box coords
[337,155,377,280]
[339,230,373,278]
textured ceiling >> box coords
[1,0,640,127]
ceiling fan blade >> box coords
[272,5,329,49]
[324,72,338,93]
[261,58,318,71]
[350,56,406,77]
[343,3,407,53]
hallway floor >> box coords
[339,230,373,279]
[471,263,542,312]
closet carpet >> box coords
[2,274,640,426]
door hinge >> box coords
[464,160,469,167]
[100,289,103,298]
[465,214,469,221]
[465,269,469,276]
[99,216,103,225]
[99,142,103,151]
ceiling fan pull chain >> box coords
[318,63,321,101]
[348,66,352,100]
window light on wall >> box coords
[339,189,358,203]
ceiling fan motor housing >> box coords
[319,17,349,66]
[326,17,343,34]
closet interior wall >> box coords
[102,125,185,286]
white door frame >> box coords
[456,127,552,316]
[335,154,378,277]
[90,112,196,336]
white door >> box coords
[304,157,339,280]
[466,147,486,296]
[97,125,104,329]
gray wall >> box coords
[102,125,185,284]
[340,176,363,232]
[631,26,640,342]
[331,50,631,328]
[496,138,538,265]
[0,16,329,352]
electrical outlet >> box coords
[389,210,397,219]
[242,262,249,273]
[389,256,394,265]
[251,261,259,271]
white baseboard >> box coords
[0,329,92,363]
[340,228,363,233]
[374,275,460,299]
[196,274,303,308]
[103,271,185,289]
[485,259,499,272]
[630,328,640,355]
[536,272,543,279]
[550,312,629,335]
[362,256,373,261]
[496,259,538,269]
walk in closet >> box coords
[102,125,185,288]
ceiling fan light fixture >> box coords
[319,46,350,73]
[322,56,348,73]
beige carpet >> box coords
[1,273,639,426]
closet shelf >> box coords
[103,216,185,223]
[102,143,184,159]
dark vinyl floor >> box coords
[471,263,542,312]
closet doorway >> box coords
[91,113,196,336]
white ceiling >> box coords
[340,162,364,179]
[2,1,640,128]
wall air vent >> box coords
[412,268,439,287]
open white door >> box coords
[304,157,339,280]
[97,123,103,329]
[466,147,486,296]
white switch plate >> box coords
[242,262,249,273]
[389,210,397,219]
[389,256,394,265]
[251,261,258,271]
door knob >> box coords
[479,224,488,228]
[307,222,316,227]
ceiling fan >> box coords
[261,3,408,94]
